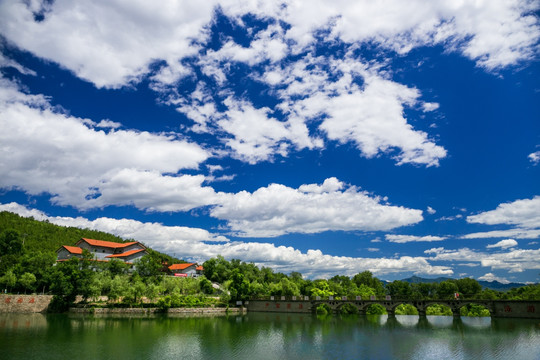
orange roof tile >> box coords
[196,266,204,271]
[169,263,195,271]
[105,249,147,258]
[60,245,83,254]
[78,238,141,249]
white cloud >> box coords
[426,206,436,215]
[461,228,540,240]
[0,76,212,210]
[0,0,216,88]
[264,56,447,166]
[96,119,122,129]
[0,52,36,76]
[385,234,446,243]
[1,0,537,90]
[266,0,540,70]
[211,177,423,237]
[0,202,451,278]
[487,239,518,249]
[529,151,540,165]
[467,196,540,229]
[425,246,540,274]
[204,23,288,66]
[216,97,320,164]
[478,273,510,284]
[0,79,424,235]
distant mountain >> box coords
[477,280,526,291]
[400,275,526,291]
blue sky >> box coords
[0,0,539,283]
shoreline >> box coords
[69,306,245,315]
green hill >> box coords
[0,211,130,253]
[0,211,182,270]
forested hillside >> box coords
[0,211,129,254]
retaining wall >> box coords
[0,294,52,313]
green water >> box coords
[1,313,539,360]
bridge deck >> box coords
[245,298,540,319]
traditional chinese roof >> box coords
[58,245,83,254]
[105,249,147,258]
[169,263,196,271]
[77,238,142,249]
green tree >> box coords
[106,259,129,276]
[109,275,130,303]
[366,303,386,315]
[126,280,146,305]
[18,272,36,294]
[386,281,412,299]
[353,271,384,296]
[395,304,419,315]
[426,304,452,316]
[436,280,459,299]
[0,269,17,292]
[280,277,300,297]
[199,277,214,294]
[455,278,482,298]
[310,280,335,298]
[0,229,23,255]
[228,269,250,301]
[135,253,161,278]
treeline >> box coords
[202,256,540,302]
[43,255,224,312]
[0,211,183,296]
[1,211,539,315]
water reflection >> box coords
[1,313,539,360]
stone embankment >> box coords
[0,294,53,313]
[69,307,243,315]
[0,294,245,315]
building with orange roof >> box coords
[56,238,148,265]
[169,263,199,277]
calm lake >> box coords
[1,312,539,360]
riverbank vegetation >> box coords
[1,211,539,315]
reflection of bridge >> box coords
[245,297,540,319]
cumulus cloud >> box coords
[1,0,537,90]
[0,202,451,278]
[0,78,423,235]
[0,0,216,88]
[241,0,540,70]
[425,246,540,274]
[385,234,446,243]
[0,77,212,210]
[211,178,424,237]
[426,206,436,215]
[467,196,540,229]
[272,57,447,166]
[487,239,518,249]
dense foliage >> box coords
[1,211,539,315]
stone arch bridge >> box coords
[246,298,540,319]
